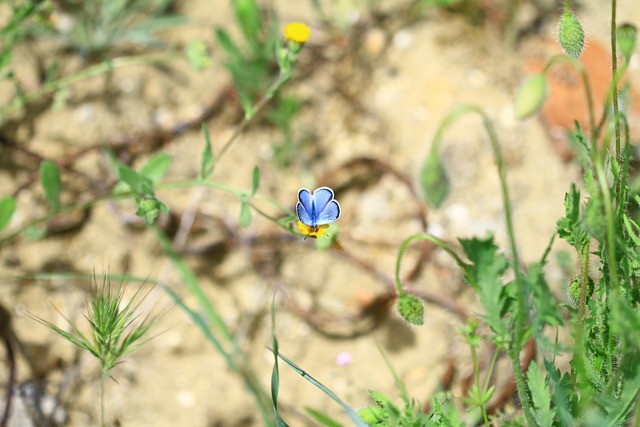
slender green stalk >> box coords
[153,226,273,425]
[394,233,476,296]
[470,344,490,425]
[101,374,105,427]
[430,104,535,426]
[543,55,597,142]
[0,178,294,247]
[611,0,621,160]
[216,69,291,162]
[0,53,174,117]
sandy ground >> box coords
[1,0,640,426]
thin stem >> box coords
[571,241,591,385]
[0,53,173,118]
[100,374,105,427]
[0,178,294,247]
[543,55,597,144]
[430,104,535,425]
[394,233,476,297]
[469,344,490,426]
[611,0,621,160]
[216,70,291,162]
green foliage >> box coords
[30,275,159,379]
[215,0,279,101]
[39,160,61,213]
[0,196,17,233]
[200,124,216,179]
[185,39,213,71]
[526,362,555,427]
[267,96,303,167]
[420,150,449,208]
[272,350,367,426]
[460,236,510,339]
[514,73,548,120]
[110,153,171,224]
[358,390,430,426]
[39,0,186,57]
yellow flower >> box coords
[284,22,311,43]
[297,221,329,238]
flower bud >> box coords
[397,293,425,326]
[558,9,585,59]
[514,73,548,120]
[617,23,637,65]
[420,151,449,208]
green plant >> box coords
[215,0,278,102]
[37,0,185,57]
[403,1,640,424]
[30,275,160,427]
[0,19,314,426]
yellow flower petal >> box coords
[284,22,311,43]
[297,221,329,238]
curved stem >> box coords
[543,55,597,144]
[430,104,535,425]
[394,233,475,297]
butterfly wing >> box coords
[296,188,314,225]
[313,187,341,225]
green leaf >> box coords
[0,196,16,232]
[39,160,61,213]
[557,183,588,247]
[239,199,252,227]
[304,408,343,427]
[420,151,449,208]
[544,359,576,426]
[459,236,509,337]
[527,236,562,334]
[273,351,368,427]
[251,165,260,195]
[233,0,261,41]
[118,166,153,195]
[139,153,172,183]
[527,361,556,427]
[200,123,215,179]
[215,28,242,59]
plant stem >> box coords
[543,55,597,142]
[611,0,621,160]
[216,70,291,162]
[0,53,174,118]
[100,373,105,427]
[394,233,476,296]
[430,104,535,425]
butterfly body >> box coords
[296,187,340,237]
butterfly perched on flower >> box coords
[296,187,340,238]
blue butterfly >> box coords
[296,187,341,231]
